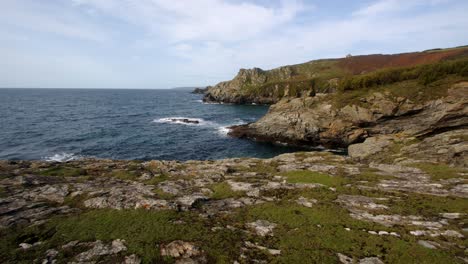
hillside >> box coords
[203,46,468,104]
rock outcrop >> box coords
[229,83,468,164]
[203,67,281,104]
[191,87,208,94]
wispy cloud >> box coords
[1,0,109,42]
[72,0,304,42]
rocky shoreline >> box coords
[1,48,468,263]
[1,147,467,263]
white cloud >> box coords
[1,0,467,88]
[1,0,108,42]
[353,0,452,17]
[72,0,303,42]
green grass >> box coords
[383,193,468,218]
[153,188,176,200]
[144,174,169,185]
[105,169,139,181]
[0,209,244,264]
[412,163,467,180]
[281,170,345,187]
[39,166,87,177]
[210,182,244,199]
[231,202,462,263]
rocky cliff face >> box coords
[229,82,468,165]
[203,67,294,104]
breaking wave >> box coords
[44,152,81,162]
[153,117,213,126]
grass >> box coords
[383,193,468,218]
[144,174,169,185]
[153,188,176,200]
[253,161,278,174]
[231,202,462,263]
[331,75,468,109]
[281,170,345,187]
[105,169,139,181]
[39,166,87,177]
[210,182,244,199]
[0,209,244,264]
[411,163,467,180]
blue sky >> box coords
[1,0,467,89]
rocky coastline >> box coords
[1,48,468,263]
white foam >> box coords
[217,126,231,136]
[154,116,249,137]
[153,117,212,126]
[45,152,80,162]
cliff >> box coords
[204,46,468,104]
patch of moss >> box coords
[233,202,462,263]
[251,161,278,175]
[0,209,244,263]
[39,166,87,177]
[384,193,468,218]
[153,188,176,200]
[63,193,89,208]
[412,163,467,180]
[281,170,345,187]
[210,182,244,200]
[106,169,138,181]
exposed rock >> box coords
[74,239,127,262]
[176,194,208,209]
[227,181,254,192]
[348,136,394,161]
[124,254,142,264]
[247,220,277,236]
[359,257,384,264]
[410,230,464,238]
[440,213,463,219]
[160,241,206,263]
[295,196,317,208]
[337,195,388,211]
[203,67,278,104]
[170,118,200,124]
[229,85,468,154]
[244,241,281,255]
[19,243,33,250]
[337,253,354,264]
[191,87,208,94]
[418,240,440,249]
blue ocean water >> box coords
[0,88,303,161]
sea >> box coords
[0,88,305,161]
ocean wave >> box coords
[154,116,248,137]
[44,152,81,162]
[217,126,231,136]
[153,117,214,126]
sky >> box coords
[1,0,467,89]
